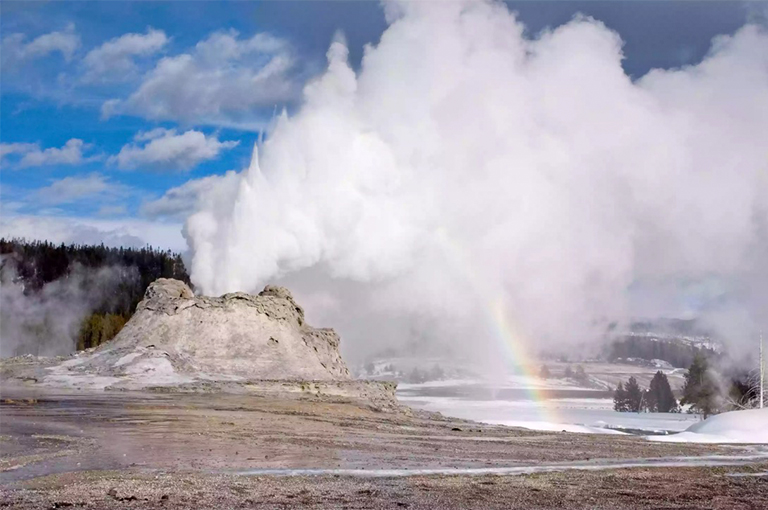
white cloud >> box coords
[2,24,80,62]
[132,127,174,142]
[0,26,81,104]
[109,129,238,171]
[82,28,168,82]
[8,139,100,168]
[0,214,185,251]
[102,30,298,124]
[141,170,241,220]
[35,173,127,205]
[0,142,39,164]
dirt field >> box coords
[1,389,767,508]
[5,465,768,509]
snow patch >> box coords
[490,420,628,435]
[648,409,768,444]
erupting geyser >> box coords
[179,0,768,363]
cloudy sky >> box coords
[0,1,761,251]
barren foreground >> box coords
[1,390,767,509]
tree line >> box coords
[613,353,761,417]
[606,335,717,368]
[538,364,592,387]
[613,371,679,413]
[0,238,190,351]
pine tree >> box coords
[574,365,590,386]
[647,370,679,413]
[613,382,629,412]
[539,365,551,379]
[645,373,658,412]
[408,367,426,383]
[624,376,645,412]
[564,365,574,379]
[681,353,719,417]
[429,364,445,380]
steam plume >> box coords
[0,260,136,357]
[184,1,768,363]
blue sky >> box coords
[0,1,760,250]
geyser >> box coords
[181,0,768,363]
[1,278,404,404]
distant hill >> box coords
[605,318,719,368]
[628,318,714,343]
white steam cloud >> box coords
[0,260,138,357]
[183,1,768,363]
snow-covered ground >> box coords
[398,378,702,435]
[397,375,593,392]
[399,379,768,444]
[648,409,768,444]
[366,359,689,392]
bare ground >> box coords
[1,389,767,509]
[4,465,768,509]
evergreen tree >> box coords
[564,365,574,379]
[613,382,629,412]
[429,364,445,380]
[408,367,426,383]
[646,370,679,413]
[624,376,645,412]
[539,365,551,379]
[645,376,658,411]
[681,353,719,417]
[574,365,589,385]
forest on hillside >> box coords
[605,335,717,368]
[0,238,190,355]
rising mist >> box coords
[182,1,768,365]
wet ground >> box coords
[2,389,767,508]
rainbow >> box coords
[486,297,560,423]
[434,228,560,424]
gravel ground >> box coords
[3,465,768,509]
[2,390,767,508]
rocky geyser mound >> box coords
[5,279,365,392]
[95,278,351,381]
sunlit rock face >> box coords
[90,278,352,382]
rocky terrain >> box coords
[3,279,768,509]
[1,392,767,509]
[0,279,393,404]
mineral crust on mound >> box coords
[1,280,396,400]
[89,278,352,382]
